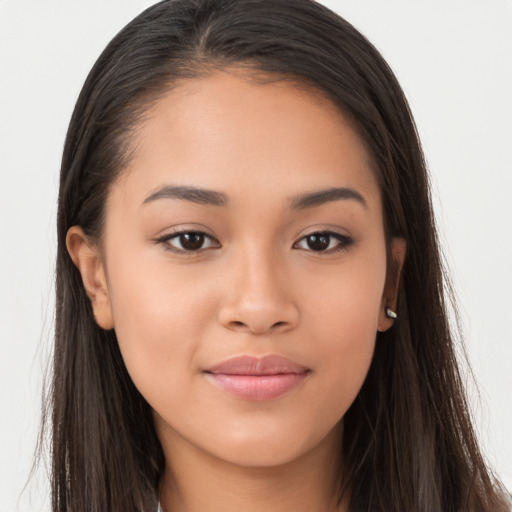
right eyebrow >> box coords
[142,185,228,207]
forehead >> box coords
[115,70,380,210]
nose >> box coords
[217,246,300,336]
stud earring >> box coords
[385,307,397,319]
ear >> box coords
[66,226,114,330]
[378,237,406,332]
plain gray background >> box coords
[1,1,511,510]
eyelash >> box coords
[156,230,354,255]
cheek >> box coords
[301,246,386,339]
[104,251,220,405]
[301,251,385,411]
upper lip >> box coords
[206,355,309,375]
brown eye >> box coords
[294,231,354,253]
[179,232,205,250]
[160,231,220,253]
[305,233,330,251]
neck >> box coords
[158,424,347,512]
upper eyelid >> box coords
[163,229,215,239]
[156,226,217,241]
[161,230,219,244]
[295,230,350,242]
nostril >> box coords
[227,319,288,333]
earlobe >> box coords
[378,237,406,332]
[66,226,115,330]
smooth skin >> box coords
[67,70,405,512]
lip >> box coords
[204,355,310,401]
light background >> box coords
[1,1,511,510]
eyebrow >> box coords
[289,187,367,210]
[142,184,366,209]
[143,185,228,206]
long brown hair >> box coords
[44,0,509,510]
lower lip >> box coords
[205,372,308,400]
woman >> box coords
[45,0,509,510]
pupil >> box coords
[307,234,329,251]
[180,232,204,250]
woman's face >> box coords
[71,71,402,468]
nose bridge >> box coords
[218,239,299,334]
[238,240,280,296]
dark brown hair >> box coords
[44,0,509,510]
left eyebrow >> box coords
[289,187,367,210]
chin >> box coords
[211,436,311,468]
[198,417,342,469]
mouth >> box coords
[204,354,310,401]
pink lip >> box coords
[204,355,310,400]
